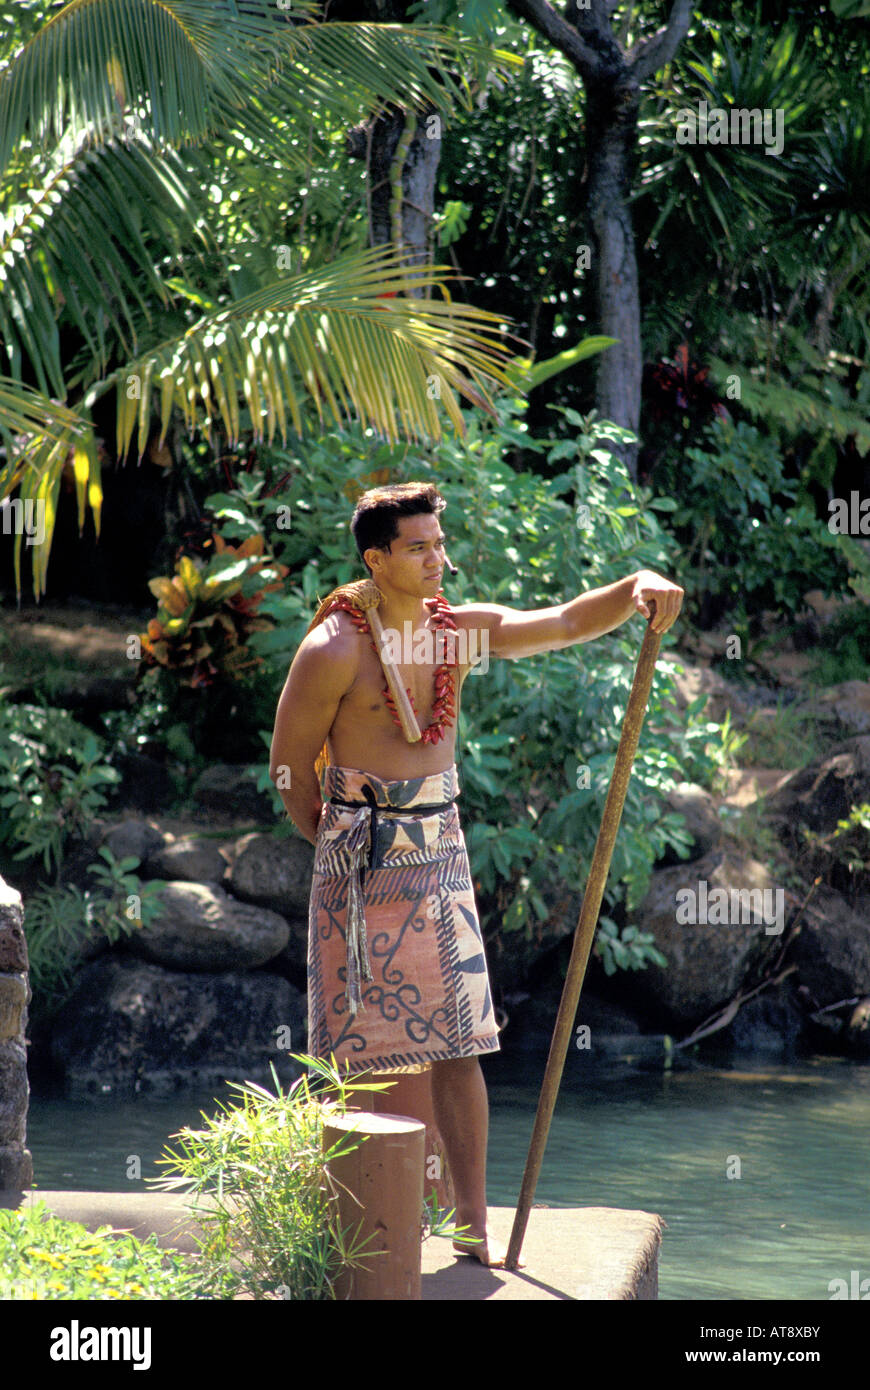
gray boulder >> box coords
[128,881,290,971]
[764,736,870,840]
[720,984,808,1059]
[144,836,228,884]
[627,849,788,1028]
[811,681,870,736]
[192,764,276,822]
[665,656,751,725]
[49,957,306,1092]
[789,885,870,1005]
[227,832,314,919]
[100,818,165,866]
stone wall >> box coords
[0,875,33,1191]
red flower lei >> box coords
[324,591,459,745]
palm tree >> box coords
[0,0,522,597]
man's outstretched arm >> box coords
[457,569,684,660]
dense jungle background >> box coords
[1,0,869,1087]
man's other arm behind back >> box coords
[269,620,357,844]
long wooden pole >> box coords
[505,601,662,1271]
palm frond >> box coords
[636,23,826,251]
[1,426,100,604]
[0,0,286,172]
[0,376,86,448]
[0,382,100,601]
[0,1,522,175]
[93,245,520,463]
[0,134,214,396]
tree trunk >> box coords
[333,0,442,296]
[585,73,642,473]
[505,0,692,481]
[366,104,441,295]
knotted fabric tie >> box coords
[328,785,456,1016]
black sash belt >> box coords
[329,785,457,869]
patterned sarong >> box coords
[307,764,501,1074]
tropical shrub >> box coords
[23,848,166,1016]
[651,417,851,629]
[132,531,289,760]
[0,703,120,884]
[137,533,288,687]
[0,1200,205,1301]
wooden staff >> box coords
[505,601,663,1272]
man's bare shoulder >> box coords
[299,607,361,654]
[290,609,361,686]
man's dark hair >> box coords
[351,482,446,575]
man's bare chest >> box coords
[343,641,451,727]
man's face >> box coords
[365,513,446,597]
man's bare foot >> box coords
[452,1223,522,1269]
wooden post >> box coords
[363,1069,455,1214]
[323,1111,425,1300]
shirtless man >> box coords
[269,482,683,1266]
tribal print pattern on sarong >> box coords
[307,764,501,1074]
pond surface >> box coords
[25,1052,870,1301]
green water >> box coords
[24,1053,870,1301]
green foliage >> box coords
[653,417,851,628]
[827,803,870,874]
[407,0,511,39]
[802,541,870,682]
[808,599,870,684]
[99,686,202,789]
[634,11,870,476]
[435,199,472,247]
[0,703,120,884]
[0,1200,204,1301]
[0,701,171,1009]
[707,337,870,465]
[828,534,870,607]
[596,915,668,977]
[22,849,166,1015]
[809,641,870,687]
[149,1055,472,1300]
[639,23,825,253]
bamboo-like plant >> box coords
[0,0,523,598]
[149,1055,469,1300]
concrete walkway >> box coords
[0,1190,662,1300]
[422,1206,662,1300]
